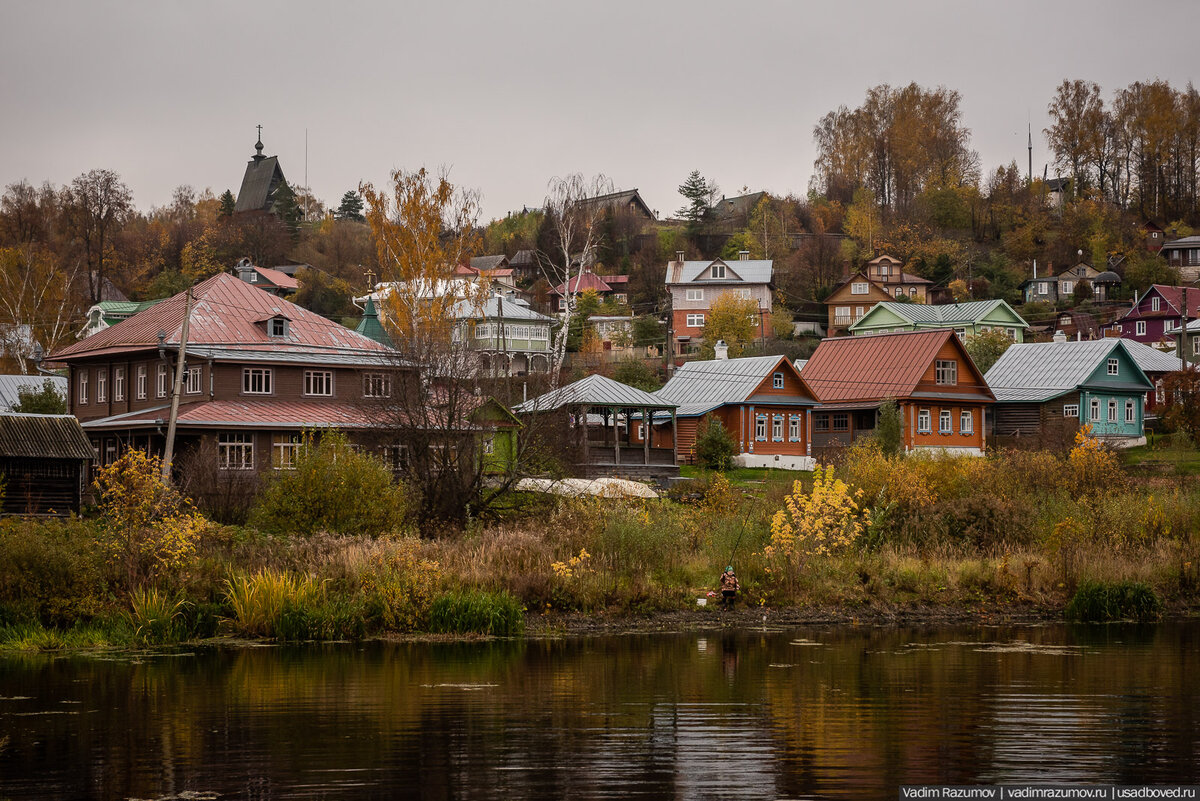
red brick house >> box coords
[664,252,773,349]
[49,273,404,475]
[801,330,994,456]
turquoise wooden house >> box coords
[984,339,1152,447]
[848,299,1029,342]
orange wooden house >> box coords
[800,329,994,455]
[635,348,819,470]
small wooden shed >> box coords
[0,413,95,515]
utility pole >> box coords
[161,286,194,482]
[1184,286,1192,369]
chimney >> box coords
[235,257,255,282]
[676,251,685,263]
[738,250,750,261]
[1053,330,1067,343]
[1033,259,1037,279]
[714,340,729,360]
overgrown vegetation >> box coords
[2,426,1198,651]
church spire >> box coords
[253,124,265,162]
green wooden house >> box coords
[471,397,522,475]
[848,299,1029,342]
[984,339,1152,447]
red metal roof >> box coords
[551,270,613,296]
[81,399,378,430]
[255,266,299,289]
[52,273,392,361]
[802,330,966,402]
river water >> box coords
[1,623,1197,799]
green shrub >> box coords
[1065,580,1163,622]
[248,430,409,536]
[429,590,524,636]
[359,539,443,632]
[0,518,106,626]
[694,416,737,472]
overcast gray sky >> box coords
[1,0,1197,221]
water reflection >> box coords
[1,623,1197,799]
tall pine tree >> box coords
[218,189,236,218]
[336,189,365,222]
[676,170,719,226]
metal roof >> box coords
[0,413,94,460]
[470,255,509,271]
[801,330,982,402]
[80,399,378,431]
[253,266,299,289]
[0,375,66,410]
[1120,339,1184,374]
[514,373,675,414]
[52,273,396,361]
[851,299,1027,328]
[1161,235,1200,249]
[665,259,773,286]
[984,339,1153,400]
[655,355,802,417]
[452,296,553,322]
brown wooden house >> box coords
[824,272,893,335]
[49,273,406,478]
[801,330,994,456]
[0,413,94,516]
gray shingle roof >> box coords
[654,355,788,417]
[470,255,509,271]
[664,259,773,286]
[0,375,66,410]
[984,340,1151,402]
[235,156,285,213]
[514,373,675,414]
[0,413,94,460]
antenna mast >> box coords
[1027,123,1033,185]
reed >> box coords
[1066,580,1163,622]
[128,587,189,645]
[223,569,322,638]
[429,590,524,636]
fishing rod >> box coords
[722,506,755,576]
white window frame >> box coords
[686,313,705,328]
[1125,400,1135,424]
[788,414,801,442]
[185,366,202,395]
[1062,280,1074,295]
[482,436,495,455]
[935,359,957,386]
[304,370,334,397]
[272,433,303,470]
[1136,320,1147,336]
[1107,358,1118,376]
[851,282,869,295]
[243,367,273,395]
[113,366,125,402]
[1151,296,1160,312]
[1037,282,1048,295]
[218,432,255,471]
[1063,404,1079,418]
[1193,337,1200,356]
[773,372,784,389]
[78,370,88,404]
[939,409,952,434]
[755,414,767,441]
[960,409,973,434]
[157,364,169,398]
[268,317,287,337]
[735,288,752,300]
[635,423,643,440]
[363,373,391,398]
[136,364,147,400]
[1108,399,1117,422]
[1090,399,1100,421]
[685,288,703,302]
[832,413,848,432]
[772,414,784,442]
[917,409,931,434]
[95,370,107,403]
[711,263,726,279]
[895,287,904,298]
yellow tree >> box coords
[360,167,483,353]
[0,245,81,373]
[700,291,760,358]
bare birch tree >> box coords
[538,173,614,384]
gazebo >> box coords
[514,374,678,481]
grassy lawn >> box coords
[1122,441,1200,475]
[679,464,809,485]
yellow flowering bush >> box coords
[551,548,591,579]
[764,465,869,584]
[1067,425,1126,495]
[93,449,208,589]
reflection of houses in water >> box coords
[648,702,778,798]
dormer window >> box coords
[711,263,726,279]
[261,314,290,338]
[248,272,258,283]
